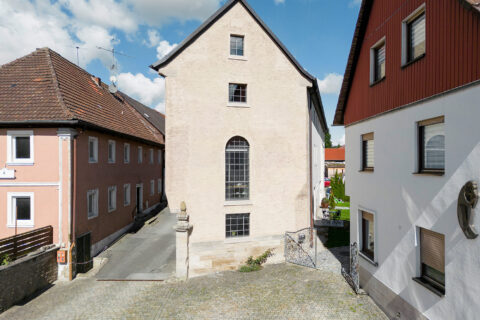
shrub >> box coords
[329,192,336,210]
[238,249,274,272]
[0,254,12,266]
[330,171,350,202]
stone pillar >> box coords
[175,201,192,280]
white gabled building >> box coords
[151,0,328,277]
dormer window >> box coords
[230,35,244,56]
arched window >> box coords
[225,137,249,200]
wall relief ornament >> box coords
[457,181,479,239]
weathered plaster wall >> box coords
[346,83,480,320]
[160,2,313,272]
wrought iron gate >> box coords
[284,227,317,268]
[341,242,360,294]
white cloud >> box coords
[317,73,344,95]
[336,134,346,146]
[144,29,161,48]
[274,0,285,4]
[156,41,178,60]
[117,72,166,113]
[349,0,362,8]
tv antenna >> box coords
[96,42,134,94]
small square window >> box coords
[138,147,143,163]
[360,211,375,261]
[230,35,244,56]
[124,184,131,206]
[89,137,98,163]
[108,140,116,163]
[108,186,117,212]
[8,193,34,228]
[229,84,247,103]
[418,117,444,173]
[124,143,130,164]
[87,189,99,219]
[7,131,34,164]
[226,213,250,238]
[362,133,374,171]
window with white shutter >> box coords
[362,133,374,171]
[408,12,426,62]
[419,117,444,173]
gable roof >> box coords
[149,0,328,133]
[0,48,164,145]
[334,0,480,126]
[325,147,345,162]
[119,92,165,135]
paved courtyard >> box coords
[1,261,387,320]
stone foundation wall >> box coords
[359,265,427,320]
[0,246,58,313]
[189,235,284,277]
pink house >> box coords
[0,48,165,279]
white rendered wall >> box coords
[311,102,326,219]
[346,82,480,320]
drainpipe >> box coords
[69,135,78,281]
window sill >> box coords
[359,168,374,173]
[88,160,98,164]
[412,277,445,297]
[413,170,445,176]
[370,76,385,87]
[402,53,426,69]
[359,252,378,266]
[227,103,249,108]
[224,236,252,244]
[7,162,34,166]
[229,55,248,61]
[88,215,98,220]
[224,200,252,207]
[108,161,116,164]
[7,224,34,228]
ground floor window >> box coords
[108,186,117,212]
[87,189,99,219]
[419,228,445,294]
[157,179,162,194]
[124,184,131,206]
[360,211,375,261]
[226,213,249,238]
[7,192,34,227]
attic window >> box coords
[230,35,244,56]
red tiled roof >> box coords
[0,48,164,145]
[325,147,345,161]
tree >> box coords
[331,171,350,202]
[325,132,332,148]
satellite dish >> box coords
[109,75,117,83]
[109,83,118,94]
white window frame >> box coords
[7,192,34,228]
[124,143,130,164]
[88,137,98,163]
[357,207,378,266]
[149,148,154,164]
[402,3,426,66]
[108,186,117,213]
[138,146,143,164]
[87,189,99,219]
[7,130,34,165]
[157,179,162,194]
[229,34,247,60]
[123,184,131,206]
[108,140,116,164]
[370,37,386,85]
[150,180,155,196]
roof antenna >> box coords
[96,39,134,94]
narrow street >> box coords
[95,207,176,281]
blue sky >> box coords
[0,0,361,145]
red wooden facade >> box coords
[342,0,480,126]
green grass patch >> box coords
[337,202,350,208]
[325,227,350,248]
[239,264,262,272]
[340,209,350,221]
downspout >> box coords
[69,135,77,281]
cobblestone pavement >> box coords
[1,261,387,320]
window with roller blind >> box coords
[416,228,445,295]
[418,116,444,174]
[362,133,374,171]
[360,211,375,262]
[370,38,385,84]
[402,5,426,66]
